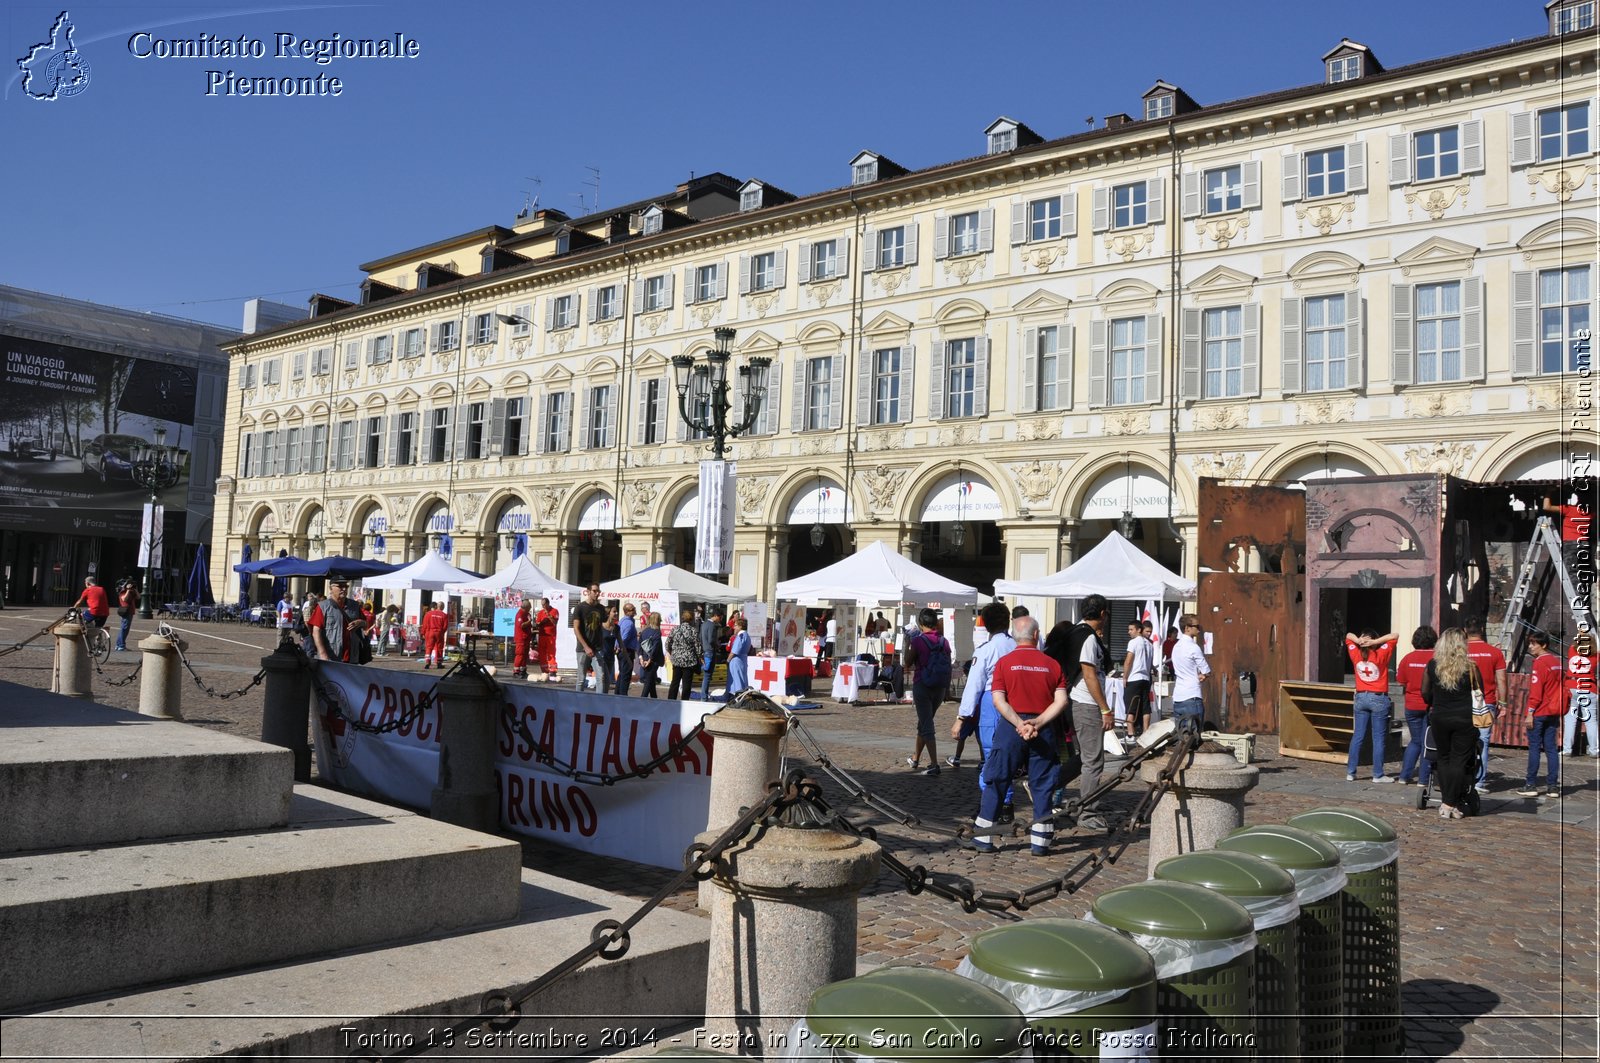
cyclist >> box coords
[72,576,112,633]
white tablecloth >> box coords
[832,659,878,702]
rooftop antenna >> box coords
[584,166,601,212]
[517,176,542,220]
[570,191,589,214]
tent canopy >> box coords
[445,555,581,599]
[361,550,480,592]
[993,530,1196,601]
[231,555,399,579]
[775,541,978,607]
[601,563,752,605]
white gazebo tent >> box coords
[443,554,581,599]
[361,550,481,592]
[776,541,978,607]
[993,530,1195,602]
[600,563,752,605]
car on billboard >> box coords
[80,433,147,482]
[8,437,52,460]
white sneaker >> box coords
[1346,773,1357,782]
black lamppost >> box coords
[133,426,181,619]
[671,327,771,459]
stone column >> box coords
[51,623,92,699]
[1141,744,1260,876]
[692,703,788,907]
[704,825,881,1058]
[430,666,503,834]
[137,633,186,719]
[851,521,917,557]
[260,638,313,780]
[998,517,1066,628]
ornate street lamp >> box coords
[949,464,966,551]
[132,426,181,619]
[1118,451,1138,539]
[671,327,771,460]
[809,471,826,549]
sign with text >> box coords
[137,503,165,567]
[694,460,736,576]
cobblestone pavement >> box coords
[5,611,1596,1060]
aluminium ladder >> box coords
[1500,516,1596,670]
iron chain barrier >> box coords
[304,645,445,735]
[505,705,708,787]
[166,625,268,700]
[0,613,68,660]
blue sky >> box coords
[1,0,1559,331]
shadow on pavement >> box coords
[1402,978,1501,1062]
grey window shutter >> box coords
[836,236,850,278]
[683,266,697,305]
[237,362,247,388]
[1512,270,1537,377]
[1180,308,1203,400]
[1343,291,1364,390]
[861,229,877,272]
[973,337,990,417]
[977,208,995,253]
[1240,161,1262,209]
[1059,193,1076,238]
[1089,321,1108,407]
[827,357,844,430]
[903,221,919,264]
[1510,111,1536,166]
[292,352,305,380]
[1460,119,1485,174]
[536,393,550,454]
[1092,188,1110,233]
[1021,327,1039,412]
[739,255,752,294]
[607,384,620,448]
[562,392,575,452]
[654,377,669,441]
[1146,179,1165,224]
[237,433,250,476]
[898,344,915,423]
[759,359,781,435]
[577,386,592,450]
[1059,326,1075,410]
[676,396,690,442]
[387,414,400,467]
[631,281,645,315]
[428,409,441,463]
[933,213,949,259]
[1010,198,1027,245]
[571,292,582,322]
[1462,277,1485,381]
[790,358,807,433]
[587,287,599,323]
[1391,284,1414,386]
[772,250,786,289]
[929,341,947,420]
[798,242,813,284]
[1389,132,1412,185]
[454,404,469,461]
[1345,141,1368,193]
[489,398,506,457]
[635,382,650,443]
[1282,152,1303,202]
[1281,299,1303,394]
[715,264,729,300]
[1143,315,1163,403]
[516,401,532,456]
[856,342,874,426]
[545,299,557,330]
[663,273,675,308]
[428,324,440,353]
[1181,172,1203,219]
[1240,304,1261,398]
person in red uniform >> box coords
[1543,494,1593,578]
[535,597,560,682]
[1563,632,1598,757]
[72,576,111,630]
[1465,617,1507,793]
[1397,626,1438,786]
[1517,631,1564,798]
[420,601,449,670]
[1345,629,1398,782]
[512,599,534,679]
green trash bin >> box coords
[1154,851,1301,1060]
[1217,825,1348,1058]
[786,967,1031,1063]
[958,918,1158,1061]
[1089,880,1257,1060]
[1287,807,1403,1058]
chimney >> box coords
[1103,113,1133,129]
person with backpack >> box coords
[1044,593,1115,832]
[903,607,952,775]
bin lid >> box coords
[1090,880,1254,941]
[1217,824,1341,870]
[808,967,1028,1061]
[1287,806,1399,844]
[1154,851,1297,900]
[968,918,1155,991]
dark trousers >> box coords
[1400,709,1433,785]
[1433,710,1477,809]
[975,717,1061,849]
[1526,714,1561,789]
[615,650,634,696]
[1124,679,1151,732]
[640,664,660,698]
[668,664,697,700]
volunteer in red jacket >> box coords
[1465,617,1507,793]
[420,601,449,669]
[1517,631,1564,798]
[1396,626,1438,786]
[1345,629,1398,782]
[511,599,534,680]
[1563,631,1598,757]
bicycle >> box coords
[69,609,113,665]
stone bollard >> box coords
[692,703,788,907]
[703,824,880,1058]
[50,623,92,698]
[137,633,186,720]
[260,637,313,780]
[1142,741,1260,876]
[430,666,502,834]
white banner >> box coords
[616,589,681,637]
[310,663,714,868]
[138,503,164,568]
[695,460,737,576]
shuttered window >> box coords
[1019,326,1072,412]
[1282,293,1363,393]
[1514,266,1592,377]
[1389,121,1484,184]
[1090,316,1163,407]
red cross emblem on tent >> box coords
[752,657,784,695]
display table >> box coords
[750,655,813,697]
[831,660,878,703]
[1104,675,1126,724]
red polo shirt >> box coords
[1396,649,1434,711]
[1347,637,1394,694]
[1467,639,1507,706]
[991,646,1066,717]
[1528,652,1565,716]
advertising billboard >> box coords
[0,336,196,537]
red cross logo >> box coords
[1571,656,1594,677]
[754,658,781,689]
[1355,661,1381,683]
[319,701,346,737]
[840,663,854,683]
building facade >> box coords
[214,5,1597,613]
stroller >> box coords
[1416,718,1482,816]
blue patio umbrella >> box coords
[237,544,252,606]
[187,544,214,605]
[270,549,289,604]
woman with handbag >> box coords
[638,612,664,698]
[1422,628,1480,819]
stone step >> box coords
[1,868,710,1062]
[0,684,293,854]
[0,786,523,1012]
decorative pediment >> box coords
[259,410,280,425]
[932,297,988,325]
[1394,236,1477,269]
[540,364,574,384]
[392,387,421,405]
[464,376,492,394]
[1013,290,1073,316]
[634,348,669,370]
[336,397,360,414]
[1287,250,1362,289]
[1095,278,1160,307]
[1189,265,1257,296]
[502,371,533,390]
[427,382,456,401]
[862,311,914,335]
[239,414,258,429]
[1518,217,1598,253]
[797,321,845,347]
[282,405,305,422]
[581,355,621,377]
[734,329,781,353]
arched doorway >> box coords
[353,502,390,561]
[667,489,698,569]
[419,500,455,561]
[785,477,851,579]
[1274,453,1375,486]
[1078,465,1182,573]
[572,491,621,586]
[491,497,534,570]
[302,507,326,560]
[917,471,1004,595]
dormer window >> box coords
[989,128,1016,154]
[1144,95,1173,120]
[642,206,663,235]
[1552,0,1596,33]
[1321,40,1381,84]
[1327,54,1361,82]
[740,186,762,212]
[853,159,878,185]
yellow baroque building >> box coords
[214,7,1598,608]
